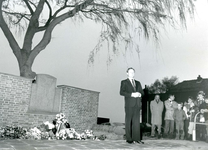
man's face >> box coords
[197,94,204,101]
[178,104,182,110]
[188,98,192,103]
[155,95,160,100]
[127,69,135,78]
[170,95,175,101]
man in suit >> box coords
[120,67,144,144]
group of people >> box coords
[150,91,208,142]
[119,67,208,145]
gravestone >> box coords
[29,74,62,113]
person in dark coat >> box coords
[120,67,144,144]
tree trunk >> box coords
[19,64,36,79]
[18,50,36,79]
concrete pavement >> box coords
[0,139,207,150]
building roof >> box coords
[169,75,208,93]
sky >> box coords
[1,1,208,123]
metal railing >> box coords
[192,112,208,141]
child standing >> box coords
[173,103,187,140]
[183,96,194,140]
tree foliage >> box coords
[0,0,196,78]
[147,76,179,94]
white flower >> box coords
[44,121,55,130]
[62,119,68,123]
[56,114,60,120]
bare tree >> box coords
[0,0,196,79]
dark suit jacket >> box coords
[120,78,144,107]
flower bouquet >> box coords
[53,113,70,135]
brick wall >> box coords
[58,85,99,131]
[0,72,99,131]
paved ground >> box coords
[0,139,207,150]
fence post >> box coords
[192,112,200,141]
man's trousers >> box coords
[125,105,141,141]
[175,121,184,139]
[151,124,162,136]
[164,119,174,134]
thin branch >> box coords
[28,0,37,9]
[31,0,94,59]
[23,0,34,15]
[45,0,53,25]
[52,4,75,18]
[2,10,30,21]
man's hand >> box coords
[190,109,195,113]
[201,109,208,113]
[131,92,141,98]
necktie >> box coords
[132,79,136,90]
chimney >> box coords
[197,75,203,83]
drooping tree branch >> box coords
[0,0,196,78]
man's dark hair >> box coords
[154,95,160,98]
[188,96,193,100]
[178,102,183,106]
[198,91,205,96]
[169,94,174,98]
[126,67,135,73]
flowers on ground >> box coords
[0,113,98,140]
[0,126,27,139]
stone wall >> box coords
[29,74,62,113]
[0,72,99,131]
